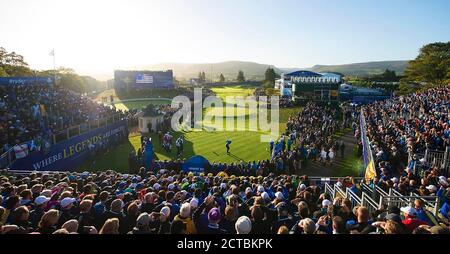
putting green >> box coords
[110,98,172,111]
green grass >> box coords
[335,145,364,177]
[78,134,142,172]
[110,99,172,111]
[79,85,306,172]
[210,85,256,100]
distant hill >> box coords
[140,61,281,81]
[118,60,410,81]
[306,60,409,77]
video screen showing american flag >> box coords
[136,73,154,84]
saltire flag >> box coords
[49,49,54,56]
[360,108,376,183]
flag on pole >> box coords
[360,108,377,183]
[49,49,55,56]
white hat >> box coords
[261,192,270,200]
[245,187,252,194]
[275,192,284,200]
[335,182,342,188]
[235,216,252,234]
[257,185,265,193]
[168,183,175,190]
[419,158,426,163]
[167,176,174,183]
[60,197,76,208]
[400,206,416,216]
[40,189,52,198]
[160,206,171,218]
[180,203,191,218]
[153,183,161,191]
[35,196,50,206]
[322,199,332,207]
[220,183,227,189]
[390,177,398,183]
[189,198,199,208]
[426,185,437,192]
[438,176,448,187]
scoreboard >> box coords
[114,70,173,89]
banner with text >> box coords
[9,120,128,171]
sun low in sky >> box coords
[0,0,449,79]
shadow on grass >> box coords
[76,136,137,173]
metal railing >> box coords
[346,188,362,207]
[361,192,379,214]
[335,185,347,199]
[324,182,335,198]
[323,181,442,217]
[409,147,450,176]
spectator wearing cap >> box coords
[128,212,151,234]
[235,216,252,234]
[37,209,59,234]
[29,196,49,228]
[57,197,76,227]
[401,206,428,233]
[155,206,171,234]
[173,202,197,234]
[204,207,227,234]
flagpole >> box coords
[52,48,56,87]
[53,49,56,87]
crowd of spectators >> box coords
[0,170,448,234]
[361,86,449,177]
[0,84,133,155]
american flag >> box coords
[136,74,154,84]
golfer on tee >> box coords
[226,139,232,154]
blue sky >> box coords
[0,0,449,79]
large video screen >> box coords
[114,70,173,89]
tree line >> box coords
[0,46,105,93]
